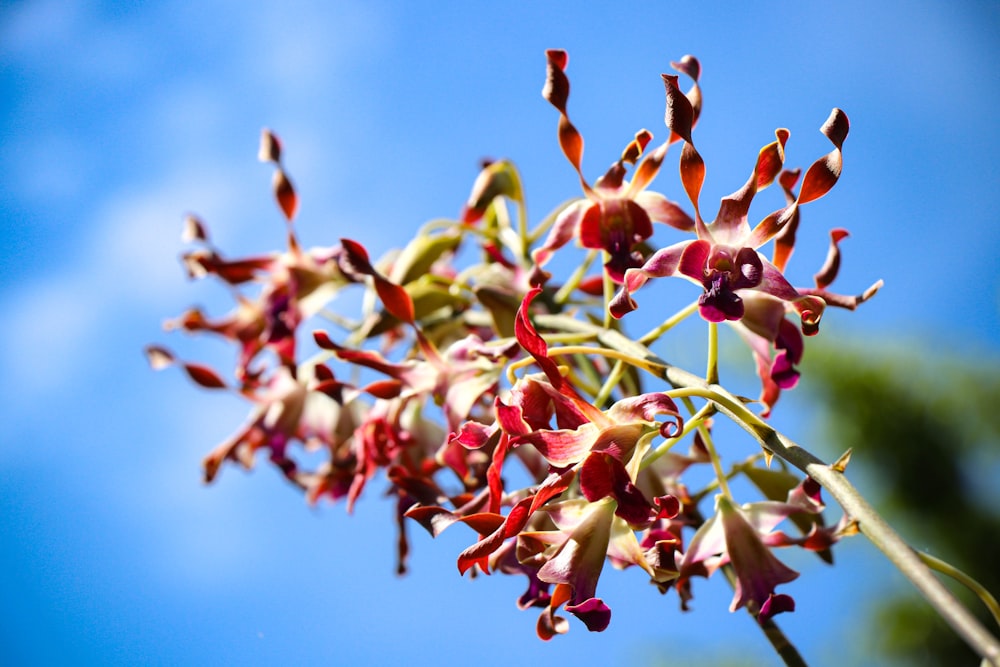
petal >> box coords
[718,495,799,613]
[624,240,692,294]
[731,247,763,289]
[755,259,803,302]
[565,597,612,633]
[516,423,600,469]
[758,593,796,622]
[607,392,683,438]
[272,168,298,222]
[532,199,588,269]
[577,201,608,250]
[537,498,615,621]
[626,143,668,196]
[662,73,695,145]
[514,287,564,387]
[797,109,849,205]
[813,228,850,289]
[633,190,695,231]
[677,238,711,282]
[542,49,592,195]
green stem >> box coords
[639,300,699,346]
[697,419,732,500]
[706,320,719,384]
[516,196,531,265]
[593,359,627,407]
[553,250,598,305]
[918,551,1000,631]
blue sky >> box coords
[2,1,998,665]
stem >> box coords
[639,300,699,345]
[528,313,1000,666]
[593,359,627,407]
[720,565,809,667]
[918,551,1000,631]
[516,196,530,264]
[553,250,598,305]
[706,320,719,384]
[698,421,732,500]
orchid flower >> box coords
[611,103,849,332]
[532,50,698,284]
[677,477,850,623]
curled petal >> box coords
[609,286,638,320]
[565,597,612,633]
[543,49,589,191]
[670,55,702,136]
[680,142,705,218]
[620,129,653,165]
[797,108,849,205]
[515,287,564,387]
[272,168,298,222]
[662,74,695,145]
[814,228,850,289]
[758,593,796,622]
[791,295,826,336]
[607,392,683,437]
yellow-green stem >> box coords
[918,551,1000,631]
[554,250,598,305]
[593,359,627,407]
[639,300,699,345]
[706,320,719,384]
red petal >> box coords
[797,109,849,205]
[183,363,228,389]
[273,168,298,221]
[375,276,415,325]
[679,143,705,216]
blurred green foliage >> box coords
[802,337,1000,666]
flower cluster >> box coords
[150,50,879,641]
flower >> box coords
[612,81,881,413]
[612,104,847,332]
[677,476,849,623]
[532,50,698,284]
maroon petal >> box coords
[678,239,711,282]
[543,49,589,190]
[718,495,799,614]
[814,228,850,289]
[565,597,612,633]
[758,593,796,623]
[797,109,849,205]
[514,287,564,387]
[662,73,695,145]
[580,453,655,527]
